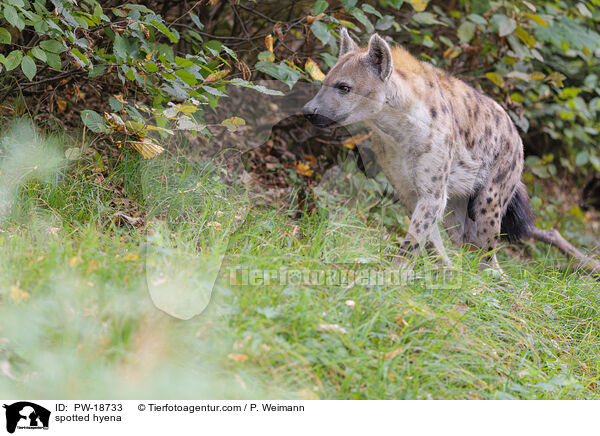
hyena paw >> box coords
[391,254,414,272]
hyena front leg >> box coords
[428,225,451,265]
[393,193,448,267]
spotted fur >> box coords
[303,30,598,274]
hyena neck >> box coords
[368,74,425,136]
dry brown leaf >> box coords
[343,133,371,149]
[228,353,249,363]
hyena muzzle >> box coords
[303,28,600,275]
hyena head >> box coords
[303,28,394,127]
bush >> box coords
[1,0,600,179]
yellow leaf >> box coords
[529,72,545,81]
[128,138,165,159]
[515,26,536,47]
[221,116,246,132]
[56,99,68,112]
[443,46,461,59]
[125,120,148,137]
[179,105,198,114]
[338,20,356,29]
[303,155,316,169]
[408,0,429,12]
[524,13,548,27]
[10,285,30,303]
[486,72,505,87]
[265,34,274,52]
[123,253,139,261]
[546,72,566,88]
[228,353,248,362]
[204,69,230,82]
[295,162,314,177]
[305,57,325,82]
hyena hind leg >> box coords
[444,198,478,247]
[470,184,516,274]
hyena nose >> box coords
[302,104,317,121]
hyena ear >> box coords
[367,33,393,81]
[338,27,359,57]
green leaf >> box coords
[40,40,66,53]
[4,5,25,30]
[20,55,36,80]
[145,62,158,73]
[70,48,89,67]
[490,14,516,37]
[175,56,194,67]
[202,85,227,97]
[175,69,198,86]
[457,21,476,43]
[255,61,302,89]
[189,13,204,30]
[349,7,374,33]
[467,14,487,26]
[312,0,328,15]
[150,20,178,43]
[228,78,284,96]
[81,110,111,133]
[0,27,11,44]
[4,0,25,7]
[3,49,23,71]
[412,12,443,25]
[45,52,62,70]
[362,4,382,18]
[30,46,46,62]
[386,0,404,8]
[375,15,394,31]
[113,35,128,60]
[575,150,589,166]
[88,65,106,77]
[311,21,330,44]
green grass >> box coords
[1,122,600,399]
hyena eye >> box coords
[335,83,352,94]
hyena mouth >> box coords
[304,112,347,128]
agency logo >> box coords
[2,402,50,434]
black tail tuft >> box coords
[500,183,534,243]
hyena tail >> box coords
[502,182,600,275]
[500,182,534,243]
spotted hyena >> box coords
[303,28,600,275]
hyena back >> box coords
[303,28,600,275]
